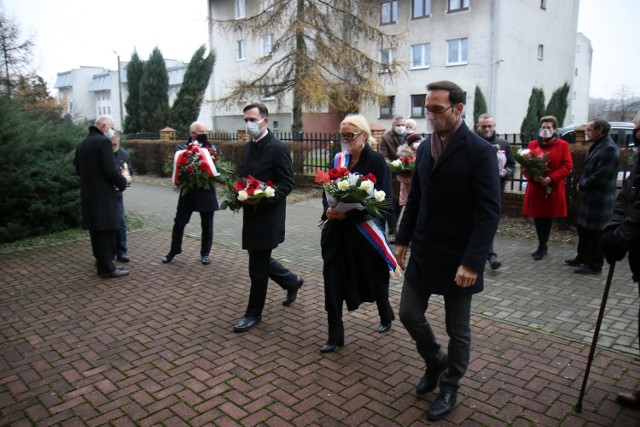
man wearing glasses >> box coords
[476,113,515,269]
[395,81,501,421]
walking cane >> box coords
[575,261,616,413]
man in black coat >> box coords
[600,113,640,409]
[395,81,501,421]
[112,131,132,262]
[232,103,304,333]
[74,115,131,278]
[476,113,515,269]
[162,121,219,265]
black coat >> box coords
[239,130,294,251]
[480,133,515,195]
[396,122,501,296]
[175,139,219,213]
[114,147,131,202]
[74,126,128,230]
[320,144,393,311]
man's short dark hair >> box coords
[591,118,611,136]
[243,103,269,117]
[426,80,466,105]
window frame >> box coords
[379,95,395,119]
[410,94,426,118]
[235,0,245,19]
[412,0,431,19]
[410,43,431,69]
[446,38,468,65]
[236,40,246,61]
[380,0,398,25]
[260,34,274,57]
[537,44,544,60]
[447,0,469,13]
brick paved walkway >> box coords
[1,182,639,425]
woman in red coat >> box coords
[521,116,573,260]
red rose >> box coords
[233,179,247,192]
[179,156,189,166]
[402,157,410,165]
[365,173,377,183]
[186,166,194,173]
[329,168,343,180]
[191,146,200,154]
[265,180,274,188]
[199,162,209,172]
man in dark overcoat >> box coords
[162,121,219,265]
[232,103,304,333]
[395,81,501,421]
[567,118,620,274]
[74,115,131,278]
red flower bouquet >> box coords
[514,147,552,197]
[220,175,276,213]
[171,142,220,195]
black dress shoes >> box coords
[427,391,457,421]
[282,276,304,306]
[377,322,392,333]
[162,253,177,263]
[117,254,129,262]
[488,256,501,270]
[320,336,345,353]
[99,267,129,279]
[564,258,583,267]
[575,265,602,275]
[532,244,548,261]
[416,354,447,395]
[233,316,261,332]
[201,256,210,265]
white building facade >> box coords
[203,0,589,134]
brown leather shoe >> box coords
[616,390,640,410]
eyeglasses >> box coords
[341,132,362,141]
[425,105,454,115]
[479,125,494,129]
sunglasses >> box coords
[341,132,362,141]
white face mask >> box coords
[539,128,553,139]
[245,119,264,138]
[394,125,406,135]
[104,127,115,139]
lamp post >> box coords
[113,50,124,129]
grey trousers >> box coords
[399,278,472,393]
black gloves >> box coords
[601,229,626,264]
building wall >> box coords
[205,0,587,134]
[55,66,108,124]
[572,33,592,125]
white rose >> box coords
[337,180,350,191]
[518,149,530,156]
[374,190,386,202]
[359,180,373,192]
[264,187,276,197]
[253,189,264,196]
[391,159,402,167]
[238,190,248,201]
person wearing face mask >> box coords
[162,121,220,266]
[232,103,304,333]
[74,115,132,278]
[600,111,640,409]
[521,116,573,260]
[565,118,620,275]
[111,131,132,263]
[379,115,406,242]
[405,118,418,135]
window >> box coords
[448,0,469,12]
[379,96,395,118]
[260,34,273,57]
[447,38,468,65]
[540,0,547,10]
[575,68,578,76]
[379,48,395,73]
[235,0,245,19]
[108,106,111,114]
[237,40,246,60]
[411,94,426,118]
[537,44,544,60]
[411,43,431,68]
[260,0,274,12]
[380,1,397,24]
[261,78,276,100]
[413,0,431,18]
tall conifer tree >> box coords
[473,85,488,125]
[139,47,169,132]
[123,51,144,132]
[520,87,546,143]
[545,82,570,127]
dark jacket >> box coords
[479,133,515,192]
[320,144,393,311]
[379,130,403,203]
[114,147,131,202]
[396,122,501,296]
[74,126,127,230]
[577,135,620,230]
[176,139,220,213]
[604,157,640,281]
[239,130,295,251]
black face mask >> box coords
[196,133,208,145]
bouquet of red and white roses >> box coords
[387,156,415,175]
[514,147,552,197]
[172,142,220,195]
[220,175,276,213]
[315,167,390,228]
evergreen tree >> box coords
[138,48,169,132]
[520,87,546,143]
[211,0,399,133]
[123,51,144,133]
[545,82,570,127]
[169,45,216,133]
[473,85,488,125]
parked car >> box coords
[558,122,635,147]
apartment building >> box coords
[203,0,589,134]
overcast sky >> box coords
[1,0,638,100]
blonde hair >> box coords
[340,114,376,145]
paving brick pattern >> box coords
[1,182,639,425]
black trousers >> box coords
[90,229,118,274]
[169,208,214,256]
[245,249,298,317]
[399,278,472,393]
[577,226,604,270]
